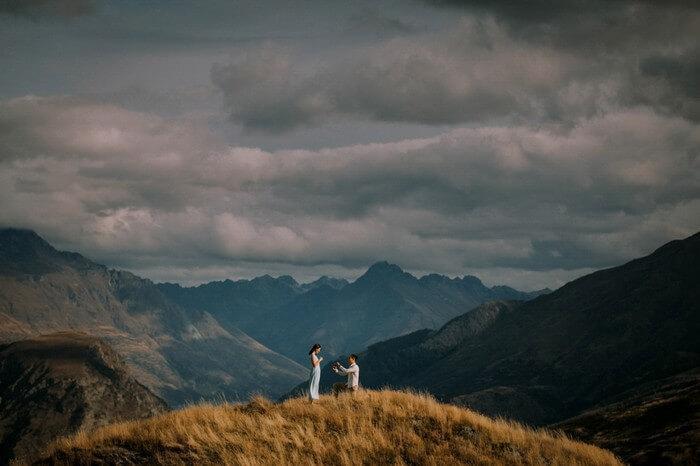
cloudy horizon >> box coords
[1,0,698,291]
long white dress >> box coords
[308,353,321,400]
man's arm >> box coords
[337,365,357,375]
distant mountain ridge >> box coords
[0,228,307,405]
[159,260,548,364]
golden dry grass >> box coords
[34,390,621,466]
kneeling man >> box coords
[332,354,359,397]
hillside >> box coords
[554,369,700,466]
[409,232,700,418]
[0,229,306,404]
[34,390,620,466]
[0,332,167,464]
[160,261,547,363]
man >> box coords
[331,354,360,397]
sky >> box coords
[1,0,698,290]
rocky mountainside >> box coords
[0,229,307,405]
[160,261,547,363]
[0,332,167,464]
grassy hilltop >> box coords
[34,390,621,466]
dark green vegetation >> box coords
[159,261,546,364]
[289,232,700,464]
[0,332,167,464]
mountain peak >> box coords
[277,275,299,287]
[0,227,54,253]
[460,275,485,287]
[366,261,405,275]
[352,261,415,287]
[301,275,349,292]
[0,228,98,267]
[0,227,97,276]
[249,274,299,288]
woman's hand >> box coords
[319,357,324,362]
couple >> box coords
[308,343,359,402]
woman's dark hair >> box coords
[349,354,358,361]
[309,343,321,355]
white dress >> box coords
[308,353,321,400]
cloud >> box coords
[0,0,97,18]
[211,6,699,132]
[1,95,698,289]
[426,0,699,38]
[211,21,584,130]
[636,49,700,121]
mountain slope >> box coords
[348,232,700,422]
[0,332,167,464]
[554,369,700,466]
[157,274,303,338]
[0,229,306,405]
[34,390,621,466]
[160,261,547,363]
[415,232,700,417]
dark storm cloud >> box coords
[211,21,586,131]
[209,0,698,132]
[636,50,700,121]
[0,0,97,18]
[426,0,699,22]
[641,53,700,99]
[427,0,597,22]
[427,0,700,54]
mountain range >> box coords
[159,261,547,364]
[288,232,700,464]
[0,228,542,405]
[0,228,307,405]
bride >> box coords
[308,343,323,402]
